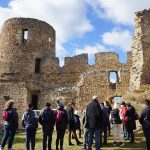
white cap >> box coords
[93,95,98,100]
[113,103,120,109]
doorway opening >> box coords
[31,94,38,110]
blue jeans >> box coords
[25,127,36,150]
[100,126,107,145]
[88,129,100,150]
[43,130,53,150]
[1,125,16,149]
[126,129,134,142]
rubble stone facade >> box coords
[130,9,150,90]
[0,17,133,125]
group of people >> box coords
[0,96,150,150]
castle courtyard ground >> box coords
[0,128,146,150]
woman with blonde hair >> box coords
[0,100,18,150]
[110,103,125,147]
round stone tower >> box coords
[0,18,55,80]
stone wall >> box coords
[0,18,133,125]
[130,9,150,90]
[0,82,28,125]
[77,52,132,111]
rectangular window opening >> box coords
[22,29,28,43]
[35,58,41,73]
[31,95,38,110]
[109,71,119,83]
[48,37,52,43]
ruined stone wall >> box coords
[0,82,28,126]
[130,9,150,90]
[77,52,132,111]
[0,18,133,124]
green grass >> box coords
[0,128,146,150]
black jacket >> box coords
[86,99,103,129]
[39,107,55,131]
[5,108,18,129]
[66,105,75,130]
[139,107,150,130]
[125,106,136,130]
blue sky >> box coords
[0,0,150,66]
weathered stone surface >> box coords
[130,9,150,90]
[0,17,133,125]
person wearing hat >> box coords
[110,103,125,147]
[39,103,55,150]
[55,99,68,150]
[86,95,103,150]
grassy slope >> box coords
[0,128,146,150]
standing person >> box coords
[66,102,82,146]
[74,111,82,138]
[104,101,112,136]
[139,99,150,150]
[100,102,109,146]
[110,103,125,147]
[22,104,38,150]
[124,103,136,143]
[82,110,89,150]
[86,96,103,150]
[0,100,18,150]
[120,102,127,139]
[55,99,68,150]
[39,103,55,150]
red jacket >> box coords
[121,106,127,118]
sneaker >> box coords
[113,142,117,146]
[120,142,125,147]
[77,141,82,145]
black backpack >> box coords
[111,109,122,124]
[24,110,38,128]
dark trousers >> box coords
[107,122,111,135]
[75,128,82,138]
[68,129,80,144]
[127,129,134,142]
[123,124,128,139]
[43,130,53,150]
[25,127,36,150]
[56,125,66,150]
[88,128,100,150]
[1,125,16,149]
[100,126,107,145]
[143,128,150,150]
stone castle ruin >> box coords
[0,9,150,123]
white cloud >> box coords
[102,28,132,51]
[85,0,150,25]
[75,43,109,64]
[75,43,108,56]
[0,0,93,64]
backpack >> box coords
[111,109,122,124]
[2,110,10,122]
[74,115,80,129]
[24,110,37,128]
[41,110,52,124]
[55,110,64,124]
